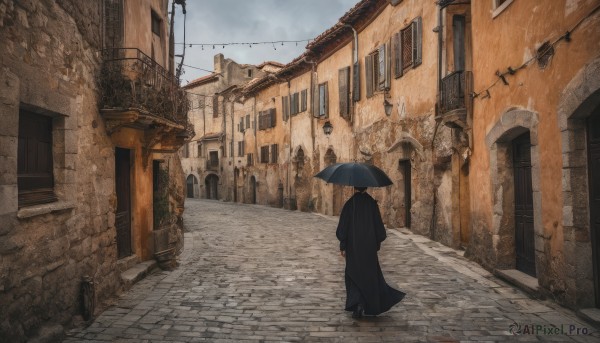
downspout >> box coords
[287,79,292,209]
[430,3,445,240]
[344,24,359,161]
[301,57,318,153]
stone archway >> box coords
[186,174,198,198]
[557,56,600,308]
[485,109,543,277]
[205,174,219,200]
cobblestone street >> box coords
[65,199,599,342]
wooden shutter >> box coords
[282,96,289,121]
[413,16,422,67]
[365,55,374,98]
[291,93,299,115]
[258,111,264,130]
[394,32,403,78]
[402,25,413,69]
[319,82,329,118]
[352,61,360,102]
[269,108,276,128]
[240,117,244,131]
[271,144,278,163]
[313,77,320,117]
[301,89,307,112]
[246,114,250,129]
[212,95,219,117]
[338,67,350,119]
[378,45,386,90]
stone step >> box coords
[494,269,541,299]
[577,308,600,328]
[116,255,141,273]
[120,260,158,290]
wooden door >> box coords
[513,133,536,277]
[587,109,600,307]
[115,148,132,258]
[186,175,195,198]
[399,160,411,227]
[250,176,256,204]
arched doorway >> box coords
[587,106,600,307]
[250,176,257,204]
[205,174,219,200]
[186,174,198,198]
[559,58,600,308]
[486,109,541,278]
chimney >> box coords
[214,54,225,74]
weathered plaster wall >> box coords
[468,0,600,307]
[123,0,169,67]
[0,0,120,341]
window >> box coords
[282,95,290,121]
[393,17,422,78]
[260,146,270,163]
[338,66,351,119]
[197,142,203,157]
[314,82,329,117]
[209,151,219,168]
[18,109,57,207]
[151,10,161,37]
[301,89,308,112]
[493,0,513,18]
[238,141,245,157]
[239,116,245,132]
[271,144,278,164]
[182,143,189,158]
[366,46,388,98]
[246,114,250,129]
[212,95,219,118]
[258,109,276,130]
[247,69,253,78]
[247,153,254,166]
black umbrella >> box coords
[314,162,393,187]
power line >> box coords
[175,38,313,49]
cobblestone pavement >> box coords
[65,199,600,342]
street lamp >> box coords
[323,121,333,135]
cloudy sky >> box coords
[172,0,358,85]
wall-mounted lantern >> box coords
[323,121,333,135]
[384,99,393,116]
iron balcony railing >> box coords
[99,48,189,126]
[206,160,219,171]
[440,70,472,114]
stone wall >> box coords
[0,0,121,341]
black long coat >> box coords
[336,191,405,315]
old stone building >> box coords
[0,0,190,341]
[463,0,600,312]
[184,0,600,314]
[180,54,283,200]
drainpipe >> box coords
[301,57,318,153]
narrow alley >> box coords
[64,199,598,342]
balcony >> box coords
[206,160,219,171]
[99,48,194,155]
[438,70,472,129]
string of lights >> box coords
[472,2,600,100]
[175,38,313,50]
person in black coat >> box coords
[336,187,405,319]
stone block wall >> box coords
[0,1,121,341]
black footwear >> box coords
[352,304,364,319]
